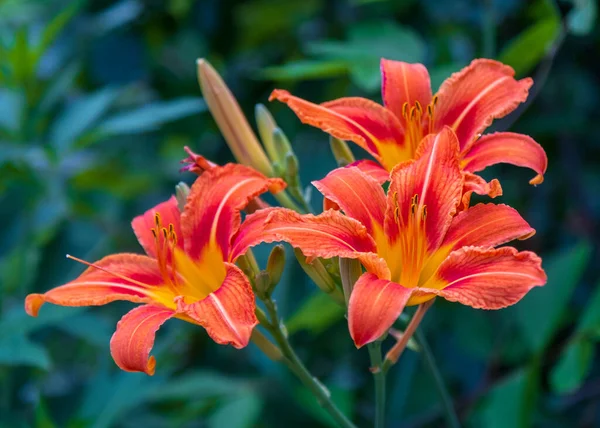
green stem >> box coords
[274,190,306,213]
[415,328,461,428]
[263,298,356,428]
[367,342,386,428]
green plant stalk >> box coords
[262,297,356,428]
[367,341,386,428]
[274,190,306,213]
[415,328,461,428]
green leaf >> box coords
[472,367,539,428]
[94,97,206,137]
[567,0,597,36]
[259,60,348,81]
[0,333,51,369]
[209,394,263,428]
[50,87,121,153]
[307,21,426,91]
[498,13,560,76]
[34,1,82,61]
[286,292,345,334]
[144,371,246,401]
[295,385,353,428]
[515,243,592,355]
[550,339,594,394]
[0,88,25,133]
[36,62,80,114]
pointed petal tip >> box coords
[529,174,544,185]
[269,89,290,102]
[25,294,44,317]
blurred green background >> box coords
[1,0,598,426]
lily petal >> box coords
[176,263,257,349]
[417,246,546,309]
[181,164,285,260]
[346,160,390,184]
[462,132,547,185]
[442,203,535,250]
[110,304,175,375]
[381,59,432,122]
[312,166,386,235]
[132,196,183,258]
[434,59,532,151]
[230,207,378,262]
[348,273,412,348]
[25,254,163,317]
[269,90,405,164]
[385,127,463,251]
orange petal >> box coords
[418,246,546,309]
[25,254,163,317]
[462,132,547,185]
[269,90,404,162]
[442,203,535,250]
[231,207,378,262]
[348,272,412,348]
[381,59,432,122]
[385,127,463,251]
[110,304,175,375]
[132,196,183,258]
[462,171,502,199]
[180,146,218,175]
[181,164,285,260]
[433,59,533,151]
[176,263,257,349]
[312,166,386,235]
[346,160,390,184]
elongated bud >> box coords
[254,271,272,299]
[272,127,293,163]
[196,59,273,176]
[294,249,344,304]
[284,152,299,185]
[255,104,279,161]
[236,251,260,281]
[266,245,285,288]
[330,137,355,167]
[175,182,190,212]
[339,258,362,306]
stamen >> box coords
[432,95,438,106]
[427,104,433,118]
[414,101,422,115]
[422,205,427,220]
[402,102,409,119]
[154,212,161,228]
[66,254,153,290]
[162,228,168,239]
[151,228,157,238]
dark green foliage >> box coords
[1,0,598,427]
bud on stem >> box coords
[196,59,273,177]
[294,249,345,305]
[329,137,355,167]
[266,245,286,288]
[339,258,362,306]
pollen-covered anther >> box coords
[402,102,409,119]
[422,205,427,220]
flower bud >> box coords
[339,258,362,306]
[272,127,293,163]
[254,271,272,299]
[255,104,279,161]
[266,244,286,287]
[293,249,344,304]
[329,136,355,167]
[196,59,273,177]
[175,182,190,212]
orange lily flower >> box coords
[270,58,547,200]
[25,164,285,374]
[231,127,546,347]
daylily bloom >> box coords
[231,127,546,347]
[25,164,285,374]
[270,58,547,201]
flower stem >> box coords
[367,341,386,428]
[262,297,356,428]
[383,299,434,373]
[415,328,461,428]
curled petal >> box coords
[25,254,163,317]
[462,132,547,185]
[381,59,432,122]
[180,146,218,175]
[434,59,532,151]
[312,167,387,235]
[348,273,412,348]
[176,263,257,349]
[418,246,546,309]
[110,305,175,375]
[270,90,405,163]
[132,196,183,258]
[462,172,502,199]
[230,207,378,262]
[181,164,285,260]
[385,127,463,251]
[442,203,535,250]
[346,160,390,184]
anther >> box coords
[414,101,422,115]
[162,227,168,239]
[432,95,438,106]
[409,106,417,121]
[151,228,157,238]
[154,212,161,228]
[402,102,409,119]
[422,205,427,220]
[427,104,433,118]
